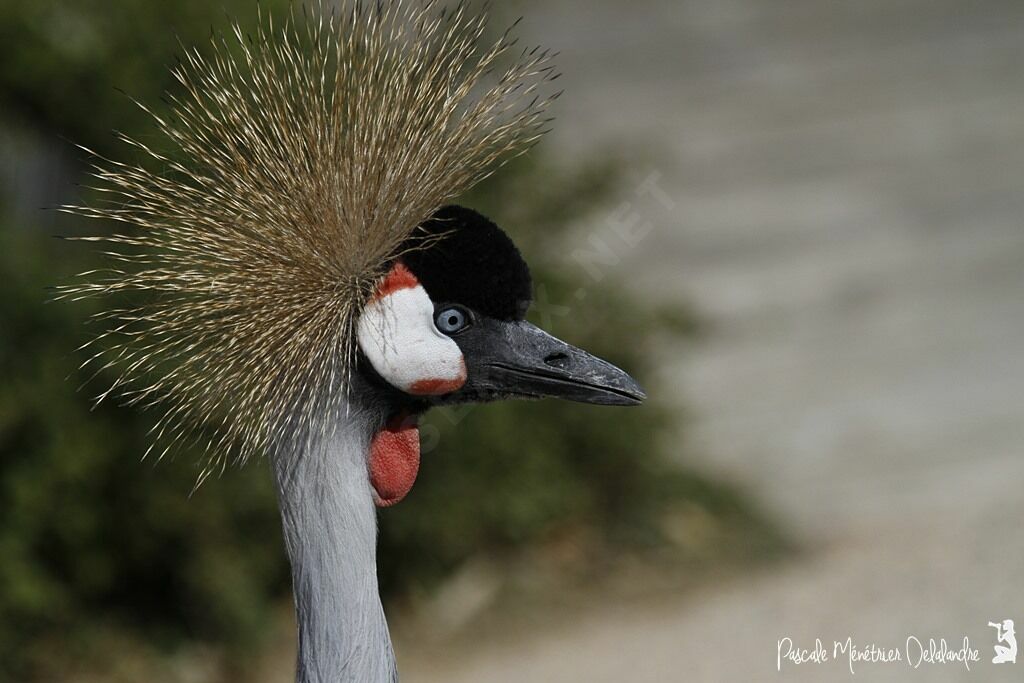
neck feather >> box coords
[272,402,397,683]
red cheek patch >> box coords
[372,261,419,300]
[369,413,420,507]
[409,359,467,396]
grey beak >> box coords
[456,319,646,406]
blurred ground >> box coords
[399,0,1024,680]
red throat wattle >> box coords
[369,413,420,507]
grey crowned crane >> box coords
[62,2,643,681]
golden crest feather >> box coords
[58,0,558,475]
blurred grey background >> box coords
[406,0,1024,680]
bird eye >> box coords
[434,306,470,335]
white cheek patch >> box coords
[357,281,467,396]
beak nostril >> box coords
[544,351,569,367]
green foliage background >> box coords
[0,2,783,680]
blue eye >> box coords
[435,306,470,334]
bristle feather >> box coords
[59,0,555,475]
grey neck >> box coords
[272,402,397,683]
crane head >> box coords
[356,206,645,506]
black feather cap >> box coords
[402,205,532,321]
